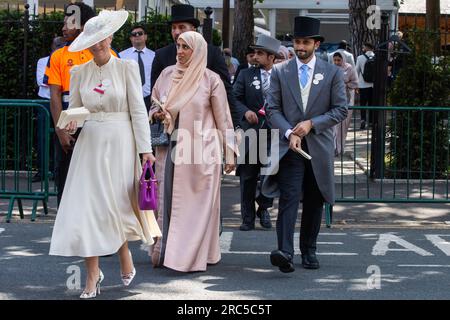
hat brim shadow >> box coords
[168,18,200,28]
[250,45,283,59]
[293,35,325,43]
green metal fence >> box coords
[0,99,52,222]
[326,105,450,226]
[1,101,449,225]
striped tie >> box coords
[262,70,270,99]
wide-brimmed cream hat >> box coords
[69,10,128,52]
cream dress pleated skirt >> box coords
[49,118,152,257]
[49,57,160,257]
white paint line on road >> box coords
[0,228,4,235]
[4,250,43,257]
[357,234,378,237]
[220,232,233,253]
[316,252,358,256]
[425,235,450,256]
[372,234,434,256]
[398,265,450,268]
[317,242,344,245]
[320,233,347,236]
[223,251,273,255]
[221,251,358,256]
[220,232,355,255]
[315,279,345,284]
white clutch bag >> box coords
[56,107,90,129]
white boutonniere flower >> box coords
[251,77,261,90]
[312,73,324,85]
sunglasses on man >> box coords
[131,31,145,37]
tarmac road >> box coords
[1,222,450,300]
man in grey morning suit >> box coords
[233,34,281,231]
[262,16,347,273]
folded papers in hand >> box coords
[294,147,312,160]
[56,107,90,129]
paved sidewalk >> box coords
[2,176,450,229]
[2,113,449,227]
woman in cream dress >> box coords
[49,10,159,298]
[150,31,237,272]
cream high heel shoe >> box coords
[80,269,104,299]
[121,250,136,286]
[121,267,136,286]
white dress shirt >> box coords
[36,56,50,99]
[119,46,155,98]
[285,55,317,139]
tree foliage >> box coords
[387,31,450,178]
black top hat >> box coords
[245,46,255,55]
[169,4,200,28]
[293,16,324,42]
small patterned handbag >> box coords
[150,120,169,147]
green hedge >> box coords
[0,10,63,99]
[112,9,172,56]
[0,8,223,100]
[0,9,172,171]
[0,9,172,99]
[387,31,450,179]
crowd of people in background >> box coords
[33,1,407,298]
[35,9,380,168]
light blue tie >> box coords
[300,64,309,88]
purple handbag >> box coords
[138,160,158,211]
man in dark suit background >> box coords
[150,4,241,126]
[233,35,281,231]
[234,46,256,82]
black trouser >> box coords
[144,95,151,113]
[239,163,273,225]
[359,87,373,123]
[35,105,55,177]
[54,134,75,207]
[275,142,324,257]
